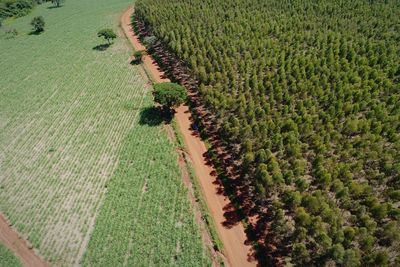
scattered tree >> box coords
[153,82,187,112]
[30,16,45,33]
[97,28,116,44]
[133,50,145,63]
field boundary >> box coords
[121,6,223,266]
[170,119,225,266]
[121,6,255,267]
[0,213,48,267]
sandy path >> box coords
[0,214,48,267]
[121,7,255,267]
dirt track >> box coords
[121,7,255,267]
[0,214,48,267]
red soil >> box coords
[121,8,170,84]
[121,7,256,267]
[0,214,49,267]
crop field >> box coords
[83,98,210,266]
[0,244,22,267]
[0,0,209,266]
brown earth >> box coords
[121,6,256,267]
[0,214,49,267]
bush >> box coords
[133,50,145,63]
[51,0,64,7]
[30,15,44,33]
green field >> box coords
[0,0,209,265]
[0,244,22,267]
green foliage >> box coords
[292,243,310,264]
[143,35,157,47]
[30,15,44,32]
[51,0,64,8]
[0,244,22,267]
[97,28,116,44]
[133,50,145,63]
[330,244,345,264]
[0,0,40,20]
[153,82,187,109]
[136,0,400,265]
[343,249,361,267]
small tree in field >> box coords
[31,16,45,33]
[133,50,145,63]
[52,0,65,8]
[153,82,187,113]
[97,28,116,44]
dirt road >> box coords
[121,7,255,267]
[0,214,48,267]
[121,8,169,84]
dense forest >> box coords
[135,0,400,265]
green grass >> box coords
[0,244,22,267]
[0,0,209,266]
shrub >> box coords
[30,16,44,33]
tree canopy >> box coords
[30,15,44,33]
[153,82,187,110]
[97,28,116,44]
[133,50,145,63]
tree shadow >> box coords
[130,59,142,65]
[139,106,173,126]
[28,31,43,35]
[47,5,63,9]
[92,44,110,51]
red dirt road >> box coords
[0,214,48,267]
[121,7,255,267]
[121,8,170,84]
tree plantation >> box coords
[135,0,400,265]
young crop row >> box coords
[83,96,211,266]
[0,0,147,265]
